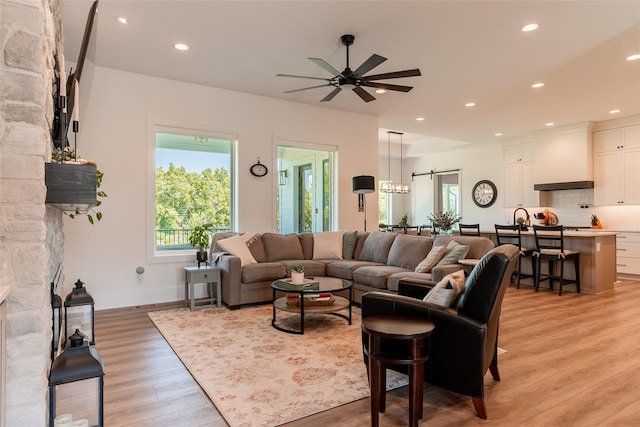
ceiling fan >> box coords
[277,34,421,103]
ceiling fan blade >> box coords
[353,54,387,77]
[363,69,422,81]
[320,87,342,102]
[277,73,331,82]
[309,58,344,77]
[285,83,332,94]
[362,82,414,92]
[353,86,375,103]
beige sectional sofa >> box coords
[210,231,495,309]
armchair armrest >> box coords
[397,279,433,299]
[431,264,466,282]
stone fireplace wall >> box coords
[0,0,64,424]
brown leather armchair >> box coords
[361,244,519,419]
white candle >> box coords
[54,413,73,427]
[72,79,79,122]
[71,420,89,427]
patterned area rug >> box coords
[148,305,408,427]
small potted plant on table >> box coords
[188,223,212,267]
[291,264,305,284]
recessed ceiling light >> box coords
[495,132,503,137]
[375,89,386,94]
[415,117,425,121]
[116,17,128,24]
[522,23,539,32]
[174,43,189,51]
[465,102,476,107]
[609,109,621,114]
[545,122,555,127]
[531,82,545,88]
[627,54,640,61]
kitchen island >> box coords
[481,229,617,295]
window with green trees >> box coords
[154,132,233,252]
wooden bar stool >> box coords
[533,225,581,296]
[362,315,435,427]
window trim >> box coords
[146,120,237,264]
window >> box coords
[150,128,235,260]
[378,180,392,227]
[435,172,460,215]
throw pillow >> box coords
[217,233,258,266]
[423,269,466,308]
[313,231,344,259]
[342,230,358,259]
[436,240,470,266]
[415,245,448,273]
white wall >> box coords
[62,66,378,309]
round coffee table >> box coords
[271,277,353,334]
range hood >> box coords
[533,181,594,191]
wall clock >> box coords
[249,160,268,177]
[472,180,497,208]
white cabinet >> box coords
[594,125,640,205]
[503,143,537,207]
[616,232,640,276]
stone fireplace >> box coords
[0,0,65,424]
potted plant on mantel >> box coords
[45,147,107,224]
[188,223,212,266]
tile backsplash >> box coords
[536,189,640,231]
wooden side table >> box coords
[362,315,435,427]
[183,266,221,310]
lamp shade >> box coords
[352,175,375,194]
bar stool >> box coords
[458,223,481,236]
[494,224,536,288]
[362,315,434,427]
[533,225,580,296]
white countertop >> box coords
[482,229,619,238]
[0,284,11,304]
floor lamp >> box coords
[352,175,375,231]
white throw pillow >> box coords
[423,269,466,308]
[217,233,258,266]
[312,231,344,259]
[415,245,448,273]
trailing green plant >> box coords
[52,147,107,224]
[428,210,462,231]
[291,263,304,273]
[188,223,213,252]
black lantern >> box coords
[51,284,62,361]
[64,280,95,346]
[49,331,105,427]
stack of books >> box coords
[286,292,335,307]
[276,278,319,290]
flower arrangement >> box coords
[428,210,462,232]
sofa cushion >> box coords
[248,234,266,263]
[437,240,470,266]
[353,232,370,260]
[279,260,326,277]
[211,231,239,254]
[433,236,495,260]
[353,265,409,289]
[298,233,314,260]
[387,234,432,269]
[423,269,466,308]
[342,230,358,259]
[415,245,448,273]
[313,231,344,259]
[241,262,287,283]
[359,232,397,264]
[326,260,383,280]
[262,233,304,261]
[217,233,259,266]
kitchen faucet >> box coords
[513,207,530,229]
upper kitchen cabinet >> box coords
[503,142,538,207]
[594,125,640,205]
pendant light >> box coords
[381,131,410,194]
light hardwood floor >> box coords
[95,281,640,426]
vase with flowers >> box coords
[428,210,462,235]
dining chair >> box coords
[458,223,481,236]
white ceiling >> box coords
[62,1,640,155]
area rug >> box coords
[148,305,408,427]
